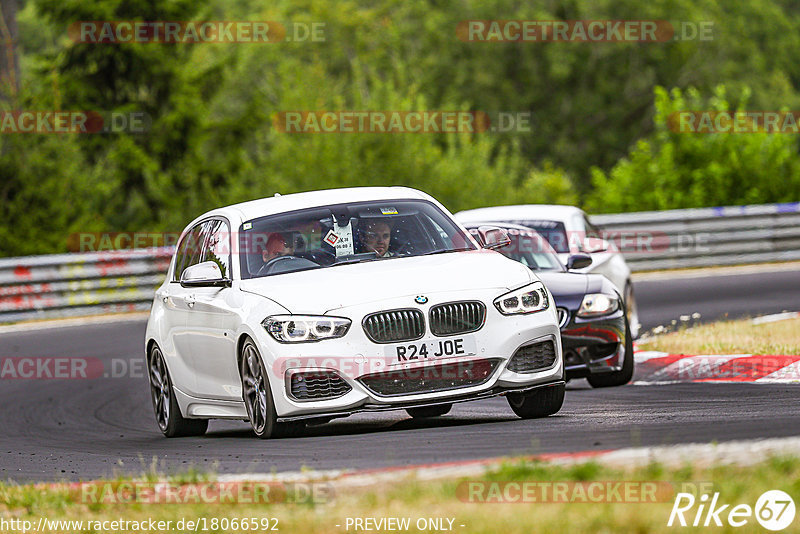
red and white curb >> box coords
[633,351,800,384]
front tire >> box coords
[587,317,634,388]
[506,383,565,419]
[624,283,640,339]
[240,339,305,439]
[148,344,208,437]
[406,404,452,418]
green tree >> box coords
[585,86,800,212]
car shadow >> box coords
[203,412,526,440]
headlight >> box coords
[576,293,620,318]
[494,281,550,315]
[262,315,351,343]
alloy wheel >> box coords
[149,347,171,432]
[241,343,268,435]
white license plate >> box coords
[385,336,478,363]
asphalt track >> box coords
[0,268,798,482]
[635,267,800,331]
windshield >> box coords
[239,199,477,278]
[468,226,564,271]
[504,219,570,253]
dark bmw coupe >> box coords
[464,222,633,387]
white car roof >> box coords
[190,186,432,227]
[454,204,585,224]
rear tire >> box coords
[406,404,452,418]
[507,383,565,419]
[148,344,208,437]
[587,317,634,388]
[240,339,305,439]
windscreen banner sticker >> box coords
[380,206,399,215]
[325,223,354,256]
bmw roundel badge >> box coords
[415,295,428,304]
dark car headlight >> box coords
[576,293,620,318]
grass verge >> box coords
[1,456,798,533]
[640,316,800,355]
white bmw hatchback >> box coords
[145,187,565,438]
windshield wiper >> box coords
[331,254,381,267]
[421,247,473,256]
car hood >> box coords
[536,271,608,311]
[239,250,534,314]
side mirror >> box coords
[477,226,512,250]
[584,237,609,253]
[566,254,593,270]
[180,261,232,288]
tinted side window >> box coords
[173,222,209,281]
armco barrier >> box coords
[0,202,798,323]
[592,201,800,271]
[0,248,172,323]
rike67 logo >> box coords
[668,490,795,530]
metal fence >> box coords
[1,201,798,323]
[0,248,172,323]
[592,201,800,271]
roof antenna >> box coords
[274,192,281,197]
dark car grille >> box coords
[507,340,557,373]
[358,358,501,397]
[429,301,486,336]
[289,371,352,401]
[556,307,570,329]
[363,309,425,343]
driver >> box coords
[359,220,394,257]
[261,232,294,264]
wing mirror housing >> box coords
[180,261,232,288]
[566,254,593,270]
[477,226,512,250]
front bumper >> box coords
[257,290,564,418]
[277,380,566,422]
[560,308,627,379]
